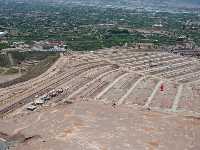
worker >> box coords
[160,84,164,91]
[112,100,116,108]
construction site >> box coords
[0,47,200,150]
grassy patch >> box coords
[0,43,9,50]
[0,54,59,88]
[0,54,10,67]
[4,67,19,75]
[0,67,5,74]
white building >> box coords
[152,24,163,28]
[0,31,8,38]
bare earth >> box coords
[0,101,200,150]
[0,74,21,84]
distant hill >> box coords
[1,0,200,11]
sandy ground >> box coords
[0,102,199,150]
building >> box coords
[0,31,8,38]
[177,35,187,43]
[152,24,163,30]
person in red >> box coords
[160,84,164,91]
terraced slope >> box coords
[1,48,200,117]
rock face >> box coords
[0,102,200,150]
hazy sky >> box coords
[2,0,200,10]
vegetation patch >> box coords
[0,43,9,50]
[0,67,5,74]
[0,54,10,67]
[0,54,59,88]
[4,67,19,75]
